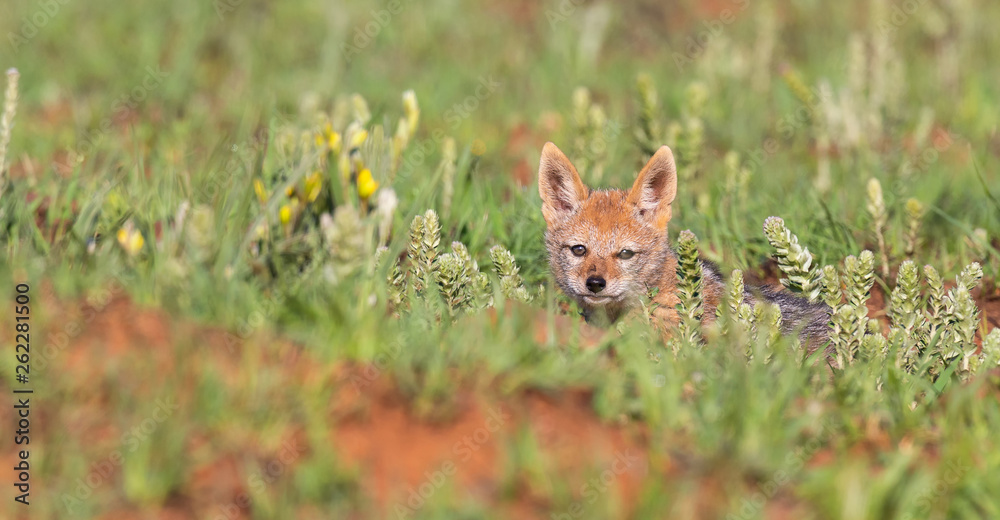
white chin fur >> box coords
[581,294,620,305]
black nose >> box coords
[586,276,606,293]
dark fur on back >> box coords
[748,285,831,346]
[697,254,831,350]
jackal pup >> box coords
[538,142,830,342]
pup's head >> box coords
[538,142,677,321]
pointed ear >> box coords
[627,146,677,230]
[538,142,589,225]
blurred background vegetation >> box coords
[1,0,999,518]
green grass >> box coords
[2,0,1000,518]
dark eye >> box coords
[570,245,587,257]
[618,249,635,259]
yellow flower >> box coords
[316,122,342,155]
[357,168,379,200]
[304,171,323,203]
[279,204,292,225]
[116,225,145,256]
[349,129,368,150]
[328,130,341,155]
[253,179,268,204]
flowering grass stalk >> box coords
[490,245,531,303]
[889,260,922,366]
[675,230,704,346]
[763,216,822,302]
[904,198,924,258]
[867,178,890,280]
[0,68,19,201]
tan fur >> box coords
[539,143,689,324]
[538,142,831,348]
